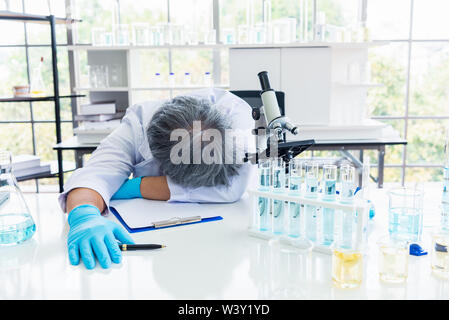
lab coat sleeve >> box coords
[58,106,142,214]
[167,163,254,203]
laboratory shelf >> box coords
[131,85,230,91]
[67,41,389,51]
[15,160,76,182]
[0,10,81,24]
[332,82,384,88]
[73,87,129,92]
[0,94,85,103]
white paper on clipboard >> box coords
[109,198,218,229]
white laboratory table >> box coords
[1,183,449,300]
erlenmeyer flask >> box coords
[0,151,36,245]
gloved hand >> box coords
[67,204,135,269]
[111,177,143,200]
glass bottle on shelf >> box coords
[31,57,45,97]
[0,151,36,246]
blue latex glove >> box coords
[67,204,134,269]
[111,177,143,200]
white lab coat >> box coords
[59,88,255,213]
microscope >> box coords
[244,71,315,165]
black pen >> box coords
[119,244,166,251]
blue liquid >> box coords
[272,199,284,234]
[341,210,354,248]
[324,180,336,197]
[288,202,301,237]
[388,207,422,242]
[305,205,317,242]
[258,197,270,231]
[322,208,334,245]
[0,213,36,245]
[322,180,336,245]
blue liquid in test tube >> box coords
[288,159,303,238]
[304,162,319,242]
[340,165,356,248]
[442,167,449,231]
[322,164,337,246]
[272,158,286,235]
[257,160,271,231]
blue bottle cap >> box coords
[155,73,160,75]
[409,243,428,256]
[170,72,174,75]
[185,72,190,75]
[205,72,210,74]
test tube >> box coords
[304,162,319,242]
[288,159,303,238]
[322,164,337,246]
[340,165,356,249]
[256,160,271,231]
[272,158,286,234]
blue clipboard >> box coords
[109,206,223,234]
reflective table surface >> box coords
[1,183,448,300]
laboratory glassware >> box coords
[304,162,319,242]
[442,127,449,230]
[186,31,199,45]
[388,187,423,242]
[221,28,236,44]
[183,72,192,86]
[256,159,272,231]
[108,64,124,87]
[285,17,297,43]
[0,151,36,245]
[91,27,106,46]
[168,72,176,87]
[272,158,286,234]
[115,24,130,46]
[431,229,449,279]
[322,164,337,246]
[132,23,150,46]
[314,11,326,41]
[272,19,290,44]
[288,159,303,238]
[204,29,217,45]
[31,57,45,96]
[377,236,409,283]
[203,72,213,87]
[153,73,162,87]
[331,245,363,289]
[237,25,251,44]
[252,23,267,44]
[150,25,164,46]
[340,164,356,249]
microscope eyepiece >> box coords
[257,71,272,92]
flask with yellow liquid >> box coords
[31,57,45,97]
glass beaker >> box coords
[332,246,363,289]
[221,28,236,44]
[115,24,130,46]
[91,27,106,46]
[238,25,251,44]
[0,151,35,245]
[204,29,217,45]
[388,187,423,242]
[256,159,272,231]
[377,236,409,284]
[431,229,449,279]
[132,23,150,46]
[150,25,164,46]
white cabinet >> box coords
[229,44,382,127]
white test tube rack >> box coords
[247,188,370,255]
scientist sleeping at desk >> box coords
[59,88,254,270]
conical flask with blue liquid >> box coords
[0,151,36,245]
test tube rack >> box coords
[247,188,370,255]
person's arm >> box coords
[110,176,170,201]
[67,187,106,213]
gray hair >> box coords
[147,95,242,188]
